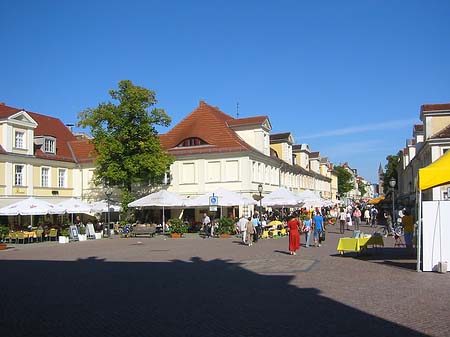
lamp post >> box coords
[258,184,263,221]
[389,177,396,223]
[105,187,113,238]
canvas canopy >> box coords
[50,198,92,214]
[187,187,256,207]
[418,150,450,191]
[261,187,303,208]
[0,197,61,216]
[128,190,189,208]
[90,200,122,213]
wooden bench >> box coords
[131,226,156,238]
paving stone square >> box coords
[1,224,449,337]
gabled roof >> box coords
[309,151,320,159]
[0,104,22,119]
[430,124,450,139]
[414,124,424,132]
[69,139,96,163]
[159,101,255,155]
[421,103,450,112]
[227,116,268,127]
[0,104,94,163]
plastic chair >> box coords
[280,228,287,236]
[48,229,58,241]
[35,229,43,242]
[16,232,28,244]
[261,230,269,239]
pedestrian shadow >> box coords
[0,256,427,337]
[273,249,291,255]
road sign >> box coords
[209,195,218,206]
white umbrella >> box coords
[128,190,189,208]
[50,198,92,214]
[297,190,328,208]
[0,197,62,227]
[90,200,122,213]
[128,190,190,233]
[0,197,60,216]
[186,187,256,207]
[261,187,303,207]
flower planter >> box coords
[0,243,7,250]
[219,234,231,239]
[58,236,69,244]
[78,234,87,241]
[94,233,102,240]
[170,233,182,238]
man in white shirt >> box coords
[238,215,249,244]
[202,213,211,238]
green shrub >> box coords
[215,217,235,235]
[169,218,188,234]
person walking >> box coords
[383,211,394,237]
[339,208,346,234]
[302,215,312,247]
[202,212,211,238]
[402,209,414,251]
[238,215,249,244]
[364,208,370,226]
[353,207,361,230]
[245,217,256,246]
[251,214,260,243]
[312,211,324,247]
[370,207,378,227]
[287,214,301,255]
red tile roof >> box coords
[430,124,450,139]
[421,103,450,112]
[0,104,94,163]
[227,116,268,127]
[69,139,96,163]
[414,124,424,132]
[159,101,256,155]
[0,104,21,118]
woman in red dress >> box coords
[287,214,301,255]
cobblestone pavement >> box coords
[1,223,449,337]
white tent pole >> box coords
[417,189,422,272]
[162,205,165,234]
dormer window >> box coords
[34,135,56,154]
[15,131,25,149]
[177,137,208,147]
[44,138,55,153]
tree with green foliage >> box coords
[382,154,399,192]
[358,180,367,197]
[78,80,173,212]
[334,165,354,195]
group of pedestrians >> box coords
[288,209,325,255]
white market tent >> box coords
[50,198,93,224]
[0,197,63,227]
[90,200,122,213]
[297,190,331,208]
[0,197,61,216]
[186,187,256,207]
[128,190,190,232]
[261,187,303,208]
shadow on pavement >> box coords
[1,257,426,337]
[331,247,418,271]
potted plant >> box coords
[215,217,235,238]
[168,218,188,238]
[59,228,70,244]
[0,226,9,249]
[78,225,87,241]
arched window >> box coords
[177,137,208,147]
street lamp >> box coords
[389,177,396,222]
[257,184,263,221]
[105,187,113,238]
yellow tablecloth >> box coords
[337,236,384,253]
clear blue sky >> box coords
[2,0,450,183]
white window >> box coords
[58,169,67,188]
[15,131,24,149]
[41,167,50,187]
[14,165,24,186]
[44,138,55,153]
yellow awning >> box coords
[367,195,385,204]
[418,150,450,191]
